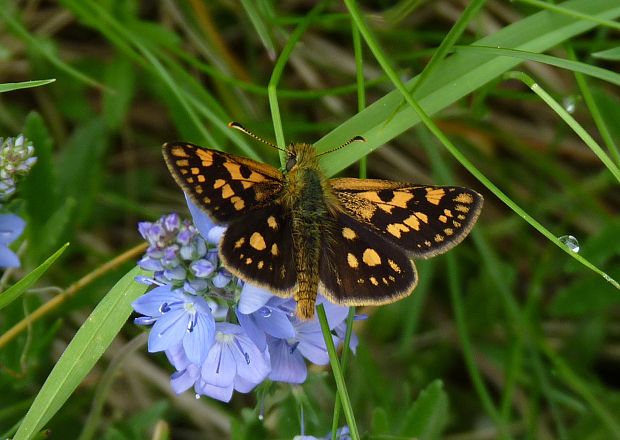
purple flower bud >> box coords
[191,259,215,278]
[163,213,180,232]
[212,271,231,288]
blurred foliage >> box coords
[0,0,619,439]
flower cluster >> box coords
[0,135,37,201]
[132,196,357,402]
[0,134,36,268]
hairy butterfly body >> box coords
[163,124,483,320]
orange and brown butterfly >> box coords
[163,122,483,320]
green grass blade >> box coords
[13,267,148,439]
[240,0,276,60]
[0,79,55,93]
[318,0,620,175]
[592,46,620,60]
[0,243,69,310]
[504,71,620,183]
[453,45,620,86]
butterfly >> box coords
[163,122,483,320]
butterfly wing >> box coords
[330,178,483,258]
[163,142,284,223]
[219,205,297,296]
[319,212,417,305]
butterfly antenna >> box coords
[316,135,366,157]
[228,122,285,152]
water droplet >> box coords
[258,413,264,421]
[563,96,577,114]
[244,352,250,364]
[195,393,201,399]
[559,235,580,253]
[159,302,171,313]
[259,307,272,318]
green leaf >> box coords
[592,46,620,60]
[0,243,69,310]
[399,380,449,439]
[13,267,148,440]
[0,79,55,93]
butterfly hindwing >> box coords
[330,178,483,258]
[163,142,284,223]
[219,205,297,296]
[319,212,417,305]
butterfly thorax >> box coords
[282,143,336,319]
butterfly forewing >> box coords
[331,178,483,258]
[219,205,297,296]
[163,142,284,223]
[319,212,417,305]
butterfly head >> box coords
[285,143,318,172]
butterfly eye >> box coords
[286,156,297,171]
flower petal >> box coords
[196,380,234,403]
[236,309,267,352]
[170,365,199,394]
[185,194,215,239]
[268,338,307,384]
[256,307,295,339]
[149,308,187,352]
[232,332,270,383]
[238,283,274,314]
[207,226,226,245]
[0,245,20,268]
[183,310,215,364]
[131,285,181,316]
[0,214,25,245]
[202,343,236,388]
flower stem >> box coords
[316,303,359,440]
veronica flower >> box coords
[168,322,271,402]
[0,213,25,268]
[0,135,37,201]
[132,284,215,364]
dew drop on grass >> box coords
[563,96,577,114]
[559,235,580,253]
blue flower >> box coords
[199,323,271,402]
[0,213,25,268]
[166,323,270,402]
[132,285,215,365]
[237,286,353,384]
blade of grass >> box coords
[268,0,328,164]
[517,0,620,31]
[503,71,620,183]
[565,45,620,166]
[0,243,69,310]
[0,79,56,93]
[240,0,276,60]
[0,5,106,90]
[453,45,620,86]
[316,304,360,440]
[318,0,620,174]
[13,267,148,439]
[344,0,620,291]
